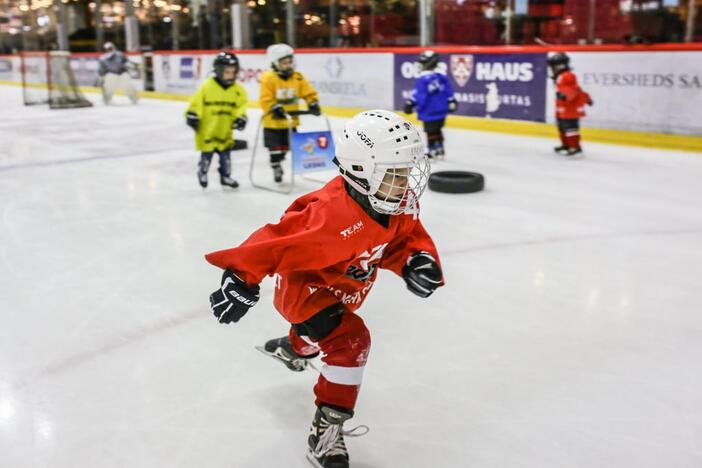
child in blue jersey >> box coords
[404,50,457,158]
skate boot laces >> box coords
[313,419,369,458]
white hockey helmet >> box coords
[334,110,430,215]
[266,43,294,76]
[103,41,115,52]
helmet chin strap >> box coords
[333,157,371,194]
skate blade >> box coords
[255,345,309,372]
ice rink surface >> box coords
[1,86,701,468]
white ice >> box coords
[1,85,701,468]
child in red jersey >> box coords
[205,109,443,468]
[548,52,593,156]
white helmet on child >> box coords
[266,43,294,77]
[334,110,430,215]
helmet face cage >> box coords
[367,156,431,215]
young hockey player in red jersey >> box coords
[548,52,593,156]
[205,109,444,468]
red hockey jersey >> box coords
[205,176,442,324]
[555,70,592,119]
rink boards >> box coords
[1,45,702,140]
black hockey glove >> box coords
[233,115,248,131]
[271,104,287,120]
[555,91,566,101]
[402,252,443,298]
[403,100,415,115]
[587,98,594,106]
[448,97,458,113]
[186,111,200,131]
[209,270,260,324]
[308,101,321,116]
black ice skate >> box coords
[197,171,208,188]
[564,147,583,156]
[554,145,568,154]
[427,142,444,160]
[272,164,284,183]
[256,336,318,372]
[220,175,239,189]
[306,406,368,468]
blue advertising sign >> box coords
[180,57,201,79]
[394,52,548,122]
[291,131,336,174]
[0,58,12,73]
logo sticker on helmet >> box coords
[356,131,374,148]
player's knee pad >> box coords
[319,312,371,367]
[337,313,371,358]
[269,149,287,165]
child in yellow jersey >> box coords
[186,52,248,189]
[260,43,320,183]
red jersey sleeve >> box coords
[205,197,348,286]
[379,217,442,279]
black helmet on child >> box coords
[547,52,570,71]
[418,50,439,71]
[213,51,240,86]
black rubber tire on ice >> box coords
[428,171,485,194]
[231,139,248,151]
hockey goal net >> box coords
[20,51,92,109]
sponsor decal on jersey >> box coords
[275,87,298,104]
[357,243,388,271]
[450,55,474,87]
[344,243,388,282]
[346,264,376,282]
[327,280,375,305]
[340,220,364,239]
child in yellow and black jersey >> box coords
[260,43,320,183]
[186,51,248,189]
